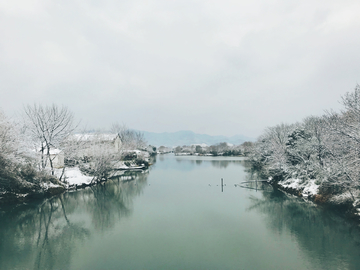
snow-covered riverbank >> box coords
[274,178,360,220]
[0,163,149,206]
[53,163,149,189]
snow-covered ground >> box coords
[54,167,93,187]
[279,178,319,197]
[41,181,62,190]
[53,162,148,188]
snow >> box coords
[280,178,301,189]
[123,149,142,154]
[353,199,360,208]
[55,167,93,186]
[71,133,118,141]
[41,182,60,189]
[115,163,146,170]
[279,178,319,197]
[302,180,319,197]
[64,167,93,185]
[49,149,62,155]
[330,192,355,204]
[34,147,62,155]
[49,153,149,188]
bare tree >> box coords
[23,104,77,175]
[134,131,146,149]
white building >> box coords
[69,133,122,158]
[48,148,64,168]
[36,147,65,168]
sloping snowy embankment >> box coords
[278,178,360,217]
[54,167,93,188]
[279,178,319,197]
[53,162,148,189]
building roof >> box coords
[70,133,120,142]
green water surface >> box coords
[1,155,360,270]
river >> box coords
[0,154,360,270]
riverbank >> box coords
[270,177,360,222]
[0,163,149,207]
[247,86,360,224]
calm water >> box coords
[1,155,360,270]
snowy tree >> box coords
[0,110,50,193]
[0,110,17,161]
[65,132,122,183]
[241,141,253,156]
[174,146,182,154]
[195,145,203,154]
[0,110,19,191]
[264,123,295,171]
[23,104,77,175]
[111,123,146,150]
[249,85,360,202]
[89,141,114,183]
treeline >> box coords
[249,85,360,205]
[174,141,253,156]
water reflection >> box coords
[0,170,149,270]
[174,157,244,169]
[0,196,90,270]
[235,157,360,269]
[247,187,360,270]
[2,155,360,270]
[237,180,274,192]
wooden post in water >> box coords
[221,178,223,192]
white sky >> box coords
[1,0,360,138]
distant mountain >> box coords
[140,130,254,147]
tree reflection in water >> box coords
[85,171,148,231]
[247,185,360,270]
[0,170,149,270]
[175,157,244,169]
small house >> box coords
[69,133,122,158]
[49,148,64,168]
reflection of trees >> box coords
[33,197,90,270]
[242,159,266,181]
[210,160,243,169]
[247,188,360,269]
[85,171,149,231]
[149,155,157,166]
[0,196,90,270]
[0,170,149,270]
[175,158,244,169]
[238,181,274,192]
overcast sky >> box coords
[1,0,360,138]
